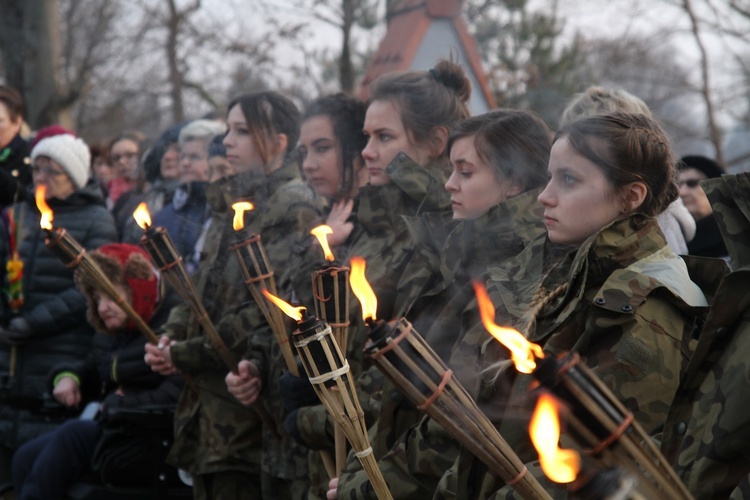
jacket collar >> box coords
[206,160,299,215]
[357,153,450,234]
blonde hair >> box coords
[560,86,651,128]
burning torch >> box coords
[350,256,551,499]
[475,281,692,499]
[262,289,392,500]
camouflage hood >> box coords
[356,153,450,234]
[401,187,546,304]
[535,216,707,335]
[702,172,750,269]
[205,160,304,216]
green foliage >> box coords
[464,0,589,129]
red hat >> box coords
[75,243,159,333]
[30,125,76,150]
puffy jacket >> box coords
[152,181,210,272]
[0,181,116,447]
[0,134,32,207]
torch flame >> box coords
[132,202,152,229]
[530,393,581,483]
[473,281,544,374]
[262,288,306,321]
[310,225,335,261]
[231,202,255,231]
[35,186,53,230]
[349,256,377,322]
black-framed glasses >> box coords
[678,179,701,189]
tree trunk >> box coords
[0,0,25,92]
[682,0,724,166]
[340,0,355,94]
[166,0,185,123]
[22,0,64,129]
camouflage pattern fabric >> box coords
[660,173,750,499]
[437,215,712,499]
[337,190,549,498]
[162,161,322,486]
[291,153,449,498]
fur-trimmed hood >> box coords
[74,244,158,334]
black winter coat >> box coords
[0,181,117,448]
[48,290,184,416]
[0,134,32,207]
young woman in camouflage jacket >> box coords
[436,112,710,499]
[226,93,369,500]
[145,91,323,500]
[334,110,553,499]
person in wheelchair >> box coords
[11,243,183,499]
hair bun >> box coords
[430,59,472,104]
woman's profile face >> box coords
[300,115,343,199]
[0,102,22,149]
[537,136,622,246]
[223,104,264,174]
[361,99,433,186]
[445,135,521,220]
[95,284,129,332]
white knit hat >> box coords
[31,134,91,189]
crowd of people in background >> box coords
[0,59,747,500]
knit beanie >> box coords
[31,134,91,189]
[679,155,725,180]
[74,243,158,334]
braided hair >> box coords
[556,112,677,217]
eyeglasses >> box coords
[31,165,66,177]
[678,179,701,189]
[179,153,206,164]
[111,152,138,163]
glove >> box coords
[278,368,318,414]
[0,318,32,346]
[283,408,305,446]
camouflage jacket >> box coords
[660,173,750,499]
[163,161,322,476]
[337,190,548,499]
[437,215,711,500]
[293,153,450,496]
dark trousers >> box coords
[12,419,99,500]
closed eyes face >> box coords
[537,137,622,246]
[299,115,343,199]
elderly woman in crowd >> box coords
[0,133,116,494]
